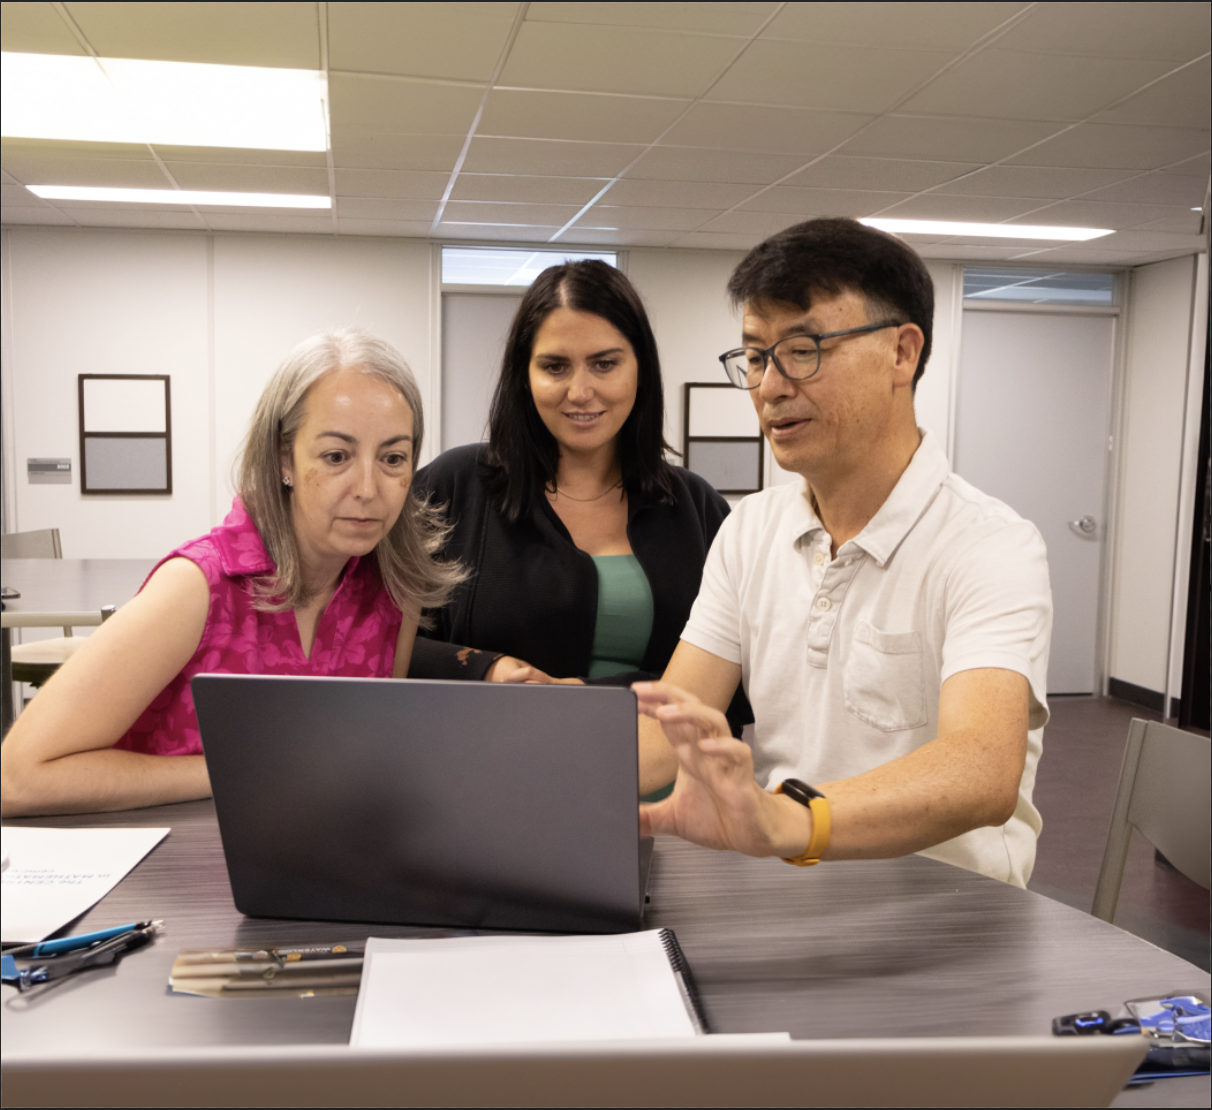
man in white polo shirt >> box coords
[635,218,1051,886]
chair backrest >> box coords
[2,528,62,559]
[1092,718,1211,923]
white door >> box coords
[441,293,524,452]
[955,311,1115,695]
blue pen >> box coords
[6,921,159,959]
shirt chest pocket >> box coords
[843,621,927,732]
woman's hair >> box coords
[236,327,464,620]
[485,260,675,522]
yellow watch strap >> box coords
[773,783,831,867]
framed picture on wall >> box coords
[682,382,763,496]
[78,374,172,495]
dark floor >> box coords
[1028,695,1210,971]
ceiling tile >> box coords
[443,200,582,225]
[561,227,683,248]
[335,198,439,221]
[328,74,484,135]
[70,2,320,67]
[698,210,806,236]
[670,229,761,251]
[0,2,87,54]
[498,22,741,97]
[626,145,810,185]
[57,207,207,230]
[912,244,1028,261]
[164,162,329,194]
[329,3,518,81]
[739,186,913,216]
[576,206,717,232]
[1006,123,1211,170]
[1161,154,1212,178]
[1082,172,1209,208]
[330,134,465,171]
[1011,199,1198,230]
[599,178,759,209]
[879,193,1064,221]
[436,222,563,241]
[1132,212,1204,234]
[706,43,952,114]
[452,175,608,205]
[0,153,167,189]
[994,2,1211,62]
[1,182,50,207]
[842,115,1060,162]
[529,3,776,35]
[761,2,1028,50]
[784,156,982,193]
[1001,245,1145,264]
[336,218,436,238]
[0,205,76,226]
[479,90,689,144]
[150,146,327,167]
[202,212,335,234]
[461,138,644,178]
[1095,58,1212,131]
[899,50,1171,122]
[662,104,872,155]
[335,169,450,199]
[931,165,1139,199]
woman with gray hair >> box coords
[1,328,461,817]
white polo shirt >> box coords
[682,430,1052,886]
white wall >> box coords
[3,228,211,558]
[1109,255,1199,695]
[1,228,437,557]
[626,247,751,460]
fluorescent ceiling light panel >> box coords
[1,53,327,151]
[860,218,1113,241]
[28,186,329,209]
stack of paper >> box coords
[351,930,709,1049]
[1,826,169,943]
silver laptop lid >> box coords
[192,675,642,934]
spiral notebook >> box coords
[350,930,707,1049]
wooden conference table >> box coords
[2,800,1207,1107]
[0,557,157,734]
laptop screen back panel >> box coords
[193,676,641,934]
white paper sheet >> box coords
[351,931,703,1050]
[0,826,169,943]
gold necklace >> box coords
[545,479,623,503]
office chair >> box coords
[1091,718,1211,923]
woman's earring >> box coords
[282,475,292,487]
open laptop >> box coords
[192,675,649,934]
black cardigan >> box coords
[408,444,731,686]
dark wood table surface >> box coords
[2,800,1207,1106]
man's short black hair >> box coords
[727,218,934,387]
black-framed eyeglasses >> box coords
[718,321,903,390]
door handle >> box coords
[1069,515,1097,538]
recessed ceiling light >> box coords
[1,52,327,151]
[28,185,329,209]
[860,218,1113,241]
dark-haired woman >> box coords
[410,261,746,793]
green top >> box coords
[588,554,654,681]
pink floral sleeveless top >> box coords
[115,500,403,757]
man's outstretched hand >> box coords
[633,681,811,859]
